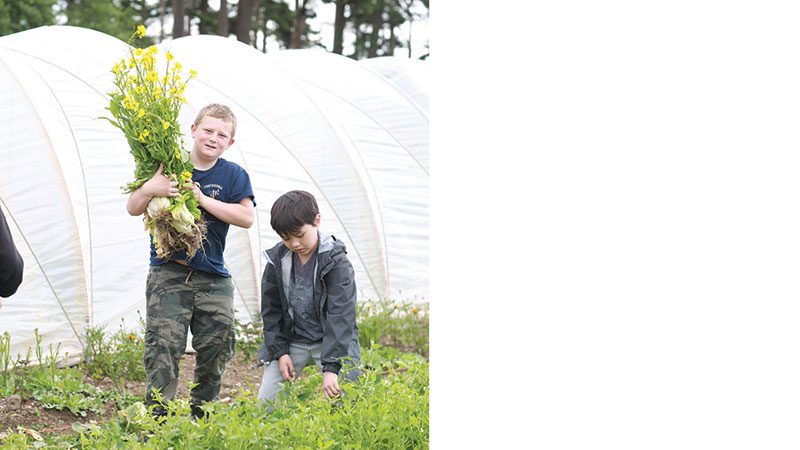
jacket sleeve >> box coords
[260,261,290,361]
[321,258,358,374]
[0,209,23,298]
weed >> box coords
[234,319,262,360]
[358,300,429,357]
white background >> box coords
[432,1,800,448]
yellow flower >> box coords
[135,25,146,38]
[162,121,170,131]
[147,71,158,82]
[189,69,197,79]
[153,87,163,98]
[180,171,192,181]
[135,85,144,94]
[411,307,419,314]
[165,51,174,61]
[137,108,145,119]
[138,129,150,142]
[134,48,143,57]
[141,53,153,69]
[112,61,123,74]
[122,95,138,110]
[146,45,158,54]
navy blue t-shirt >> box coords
[149,157,255,277]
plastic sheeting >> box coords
[0,26,428,364]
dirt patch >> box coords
[0,351,265,437]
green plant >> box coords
[358,300,429,357]
[83,320,146,397]
[234,318,263,361]
[48,344,428,448]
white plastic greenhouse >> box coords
[0,26,428,364]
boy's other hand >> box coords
[278,354,295,381]
[322,371,340,398]
[186,181,206,206]
[143,164,179,198]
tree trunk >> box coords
[262,13,268,52]
[290,0,307,49]
[159,0,167,42]
[368,3,381,57]
[198,0,209,34]
[333,0,346,54]
[388,23,395,55]
[217,0,229,36]
[407,18,412,57]
[235,0,254,44]
[172,0,186,38]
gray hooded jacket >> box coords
[257,232,361,374]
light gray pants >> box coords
[257,341,323,402]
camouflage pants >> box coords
[143,262,236,407]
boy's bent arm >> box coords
[126,164,179,216]
[261,262,290,361]
[320,261,358,375]
[199,197,255,228]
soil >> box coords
[0,351,265,439]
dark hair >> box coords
[270,190,319,238]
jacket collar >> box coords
[264,230,343,267]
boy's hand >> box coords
[186,181,207,206]
[278,354,295,381]
[143,164,179,198]
[322,371,340,398]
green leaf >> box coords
[109,98,120,118]
[96,116,122,130]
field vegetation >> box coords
[0,300,428,449]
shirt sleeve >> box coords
[228,165,255,206]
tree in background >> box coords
[287,0,319,49]
[0,0,57,36]
[0,0,428,59]
[233,0,254,43]
[253,0,293,52]
[186,0,213,35]
[217,0,229,36]
[60,0,154,43]
[320,0,345,54]
[349,0,393,59]
[171,0,185,37]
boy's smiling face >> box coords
[190,115,235,167]
[280,214,321,259]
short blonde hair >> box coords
[194,103,237,137]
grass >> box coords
[0,300,429,449]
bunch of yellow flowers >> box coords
[102,25,205,259]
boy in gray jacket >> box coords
[257,190,361,402]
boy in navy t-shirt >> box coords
[126,104,255,419]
